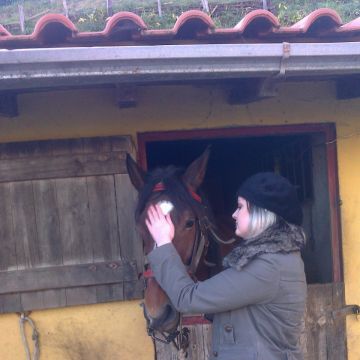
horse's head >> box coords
[126,149,210,334]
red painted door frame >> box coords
[137,123,343,282]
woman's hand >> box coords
[146,204,175,247]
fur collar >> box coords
[222,221,306,271]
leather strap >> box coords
[153,182,202,203]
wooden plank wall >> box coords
[0,136,143,313]
[156,283,347,360]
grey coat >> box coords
[148,243,306,360]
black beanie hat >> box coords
[237,172,303,226]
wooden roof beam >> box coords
[0,93,18,118]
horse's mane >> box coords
[135,166,200,221]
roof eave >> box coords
[1,42,360,91]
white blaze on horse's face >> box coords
[158,201,174,216]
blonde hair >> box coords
[246,203,277,239]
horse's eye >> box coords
[185,219,195,229]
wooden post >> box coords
[201,0,210,13]
[18,4,25,34]
[62,0,69,18]
[157,0,162,17]
[106,0,113,17]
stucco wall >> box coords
[0,81,359,359]
[0,301,150,360]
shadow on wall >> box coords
[46,322,122,360]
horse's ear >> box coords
[183,147,210,191]
[126,153,146,191]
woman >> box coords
[146,172,307,360]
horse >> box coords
[126,148,235,351]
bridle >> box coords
[141,182,236,355]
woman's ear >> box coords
[126,153,146,191]
[182,147,210,191]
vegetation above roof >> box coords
[0,0,359,34]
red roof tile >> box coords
[291,8,342,33]
[0,9,360,49]
[234,10,280,33]
[32,14,78,36]
[32,14,78,45]
[0,24,10,37]
[338,17,360,33]
[173,10,215,34]
[103,11,147,34]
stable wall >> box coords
[0,302,150,360]
[0,81,359,359]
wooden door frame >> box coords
[137,123,343,282]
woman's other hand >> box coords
[146,204,175,247]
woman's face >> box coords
[232,196,251,238]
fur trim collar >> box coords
[222,221,306,271]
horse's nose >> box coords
[148,304,172,329]
[146,304,180,333]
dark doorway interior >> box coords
[145,132,333,284]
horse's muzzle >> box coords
[142,302,180,333]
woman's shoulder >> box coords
[241,253,281,281]
[258,251,302,261]
[256,252,304,272]
[257,252,306,282]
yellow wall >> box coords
[0,81,359,359]
[0,302,150,360]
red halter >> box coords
[153,182,202,203]
[143,268,155,279]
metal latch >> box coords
[331,305,360,321]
